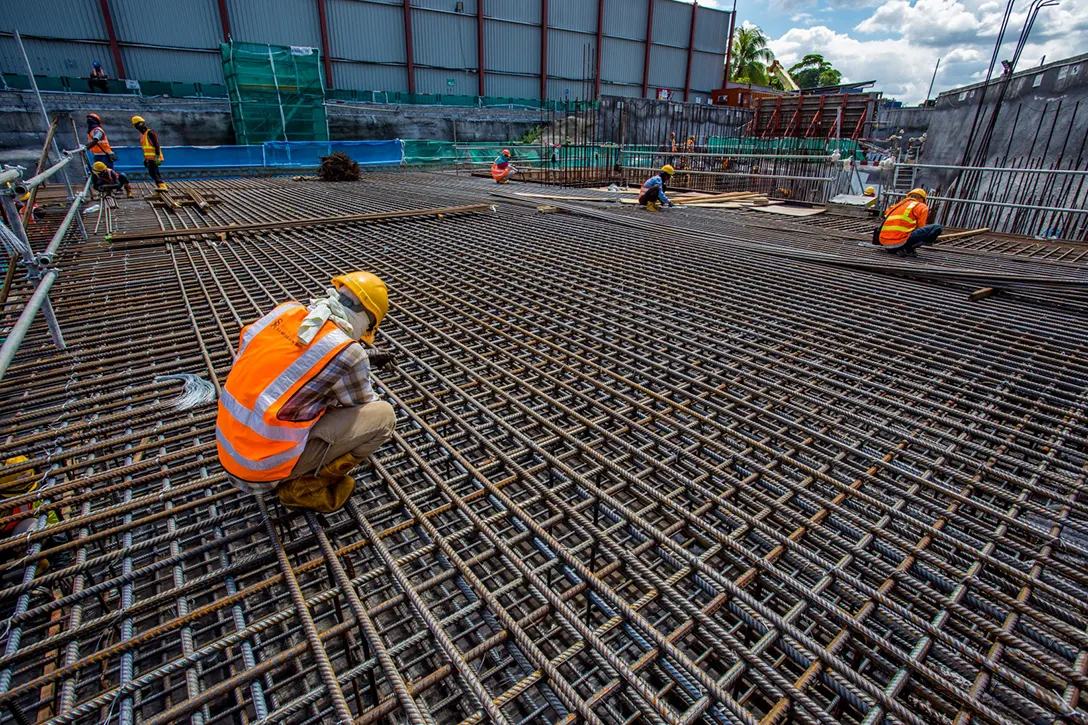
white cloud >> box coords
[767,0,1088,104]
[791,12,817,24]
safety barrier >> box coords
[102,140,404,177]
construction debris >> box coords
[318,151,362,182]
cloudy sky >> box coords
[700,0,1088,104]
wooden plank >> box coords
[940,227,990,240]
[748,205,827,217]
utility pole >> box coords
[723,0,738,86]
[924,57,940,105]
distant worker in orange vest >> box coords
[491,148,516,183]
[86,113,116,169]
[131,116,167,191]
[878,188,942,257]
[216,271,398,513]
[88,61,109,93]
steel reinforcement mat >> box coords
[1,173,1086,725]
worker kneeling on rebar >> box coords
[877,188,942,257]
[92,162,133,198]
[215,271,398,513]
[639,164,674,211]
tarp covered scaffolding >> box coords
[221,41,330,144]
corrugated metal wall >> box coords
[3,0,729,102]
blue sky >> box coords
[698,0,1088,104]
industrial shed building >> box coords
[1,0,732,103]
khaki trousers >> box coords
[287,401,396,478]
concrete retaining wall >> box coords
[0,90,544,168]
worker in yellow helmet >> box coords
[91,161,133,198]
[131,116,167,191]
[863,186,876,197]
[216,271,398,512]
[639,164,675,211]
[878,188,942,258]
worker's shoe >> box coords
[275,473,355,513]
[318,452,366,479]
[124,187,133,198]
[156,182,168,191]
[646,201,662,212]
[496,178,508,184]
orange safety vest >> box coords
[491,163,511,181]
[88,127,112,154]
[879,198,927,245]
[216,303,354,483]
[140,129,163,162]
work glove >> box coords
[365,347,399,370]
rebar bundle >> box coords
[0,173,1086,725]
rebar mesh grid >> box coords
[1,173,1086,725]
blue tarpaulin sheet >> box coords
[106,145,266,174]
[263,140,404,167]
[100,139,404,175]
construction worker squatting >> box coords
[878,188,942,257]
[639,165,675,211]
[92,162,132,198]
[491,149,515,183]
[132,116,167,191]
[215,271,398,513]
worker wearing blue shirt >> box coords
[639,165,675,211]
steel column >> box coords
[540,0,549,101]
[216,0,231,41]
[683,1,698,102]
[316,0,334,88]
[641,0,655,98]
[594,0,604,98]
[96,0,126,79]
[403,0,416,94]
[477,0,486,96]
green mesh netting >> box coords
[221,41,329,145]
[401,140,458,165]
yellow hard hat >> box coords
[331,271,388,344]
[864,186,875,195]
[93,161,108,172]
[661,164,675,175]
[18,193,29,202]
[907,188,927,201]
[131,115,146,126]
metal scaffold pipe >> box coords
[23,148,86,192]
[39,177,92,265]
[0,269,59,383]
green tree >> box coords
[729,26,775,85]
[787,54,842,89]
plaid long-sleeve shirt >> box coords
[278,341,377,421]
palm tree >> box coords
[730,26,775,86]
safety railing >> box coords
[878,161,1088,241]
[621,148,849,203]
[0,149,90,382]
